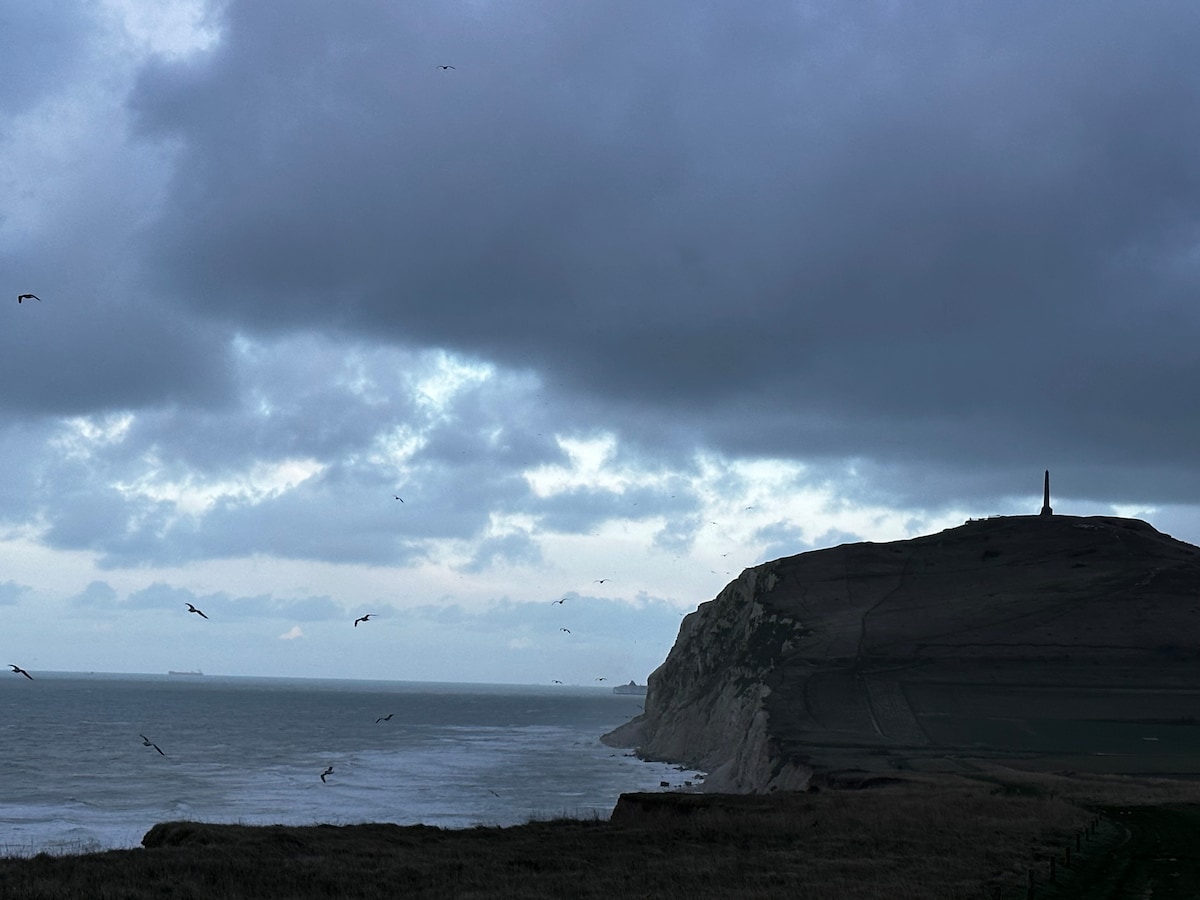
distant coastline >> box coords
[167,670,204,677]
[611,680,646,696]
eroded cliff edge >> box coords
[602,515,1200,791]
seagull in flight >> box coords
[595,677,607,682]
[17,294,40,303]
[320,766,334,783]
[552,598,566,605]
[393,496,404,502]
[375,714,394,723]
[354,614,374,627]
[139,734,166,756]
[9,664,32,680]
[437,65,455,69]
[560,627,571,634]
[185,603,208,619]
[553,680,563,684]
[594,579,610,584]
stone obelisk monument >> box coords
[1039,470,1053,516]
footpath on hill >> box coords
[1037,805,1200,900]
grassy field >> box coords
[0,771,1114,900]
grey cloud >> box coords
[751,521,811,564]
[0,305,230,418]
[16,336,572,568]
[461,531,544,573]
[1,4,232,420]
[527,484,696,535]
[122,0,1200,509]
[70,580,118,607]
[125,582,345,621]
[125,582,205,610]
[409,594,685,639]
[0,580,31,606]
[0,4,92,116]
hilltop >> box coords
[604,515,1200,790]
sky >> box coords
[3,0,1200,684]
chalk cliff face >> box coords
[603,515,1200,791]
[602,564,813,791]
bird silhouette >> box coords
[553,680,563,684]
[437,65,455,69]
[9,664,32,680]
[394,496,404,502]
[17,294,40,303]
[560,627,571,634]
[375,714,394,723]
[354,614,373,627]
[595,677,607,682]
[321,766,334,783]
[185,603,208,619]
[553,598,566,605]
[594,579,610,584]
[139,734,166,756]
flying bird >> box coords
[321,766,334,783]
[595,677,607,682]
[393,496,404,502]
[594,579,610,584]
[139,734,166,756]
[560,627,571,634]
[437,65,455,69]
[375,714,394,723]
[553,680,563,684]
[16,294,40,303]
[185,603,208,619]
[9,664,32,680]
[552,598,566,605]
[354,614,373,627]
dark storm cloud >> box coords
[125,0,1200,508]
[0,267,232,419]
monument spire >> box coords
[1040,470,1053,516]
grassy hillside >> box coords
[2,770,1170,900]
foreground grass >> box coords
[0,773,1107,899]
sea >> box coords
[0,672,691,857]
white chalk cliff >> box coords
[602,563,813,792]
